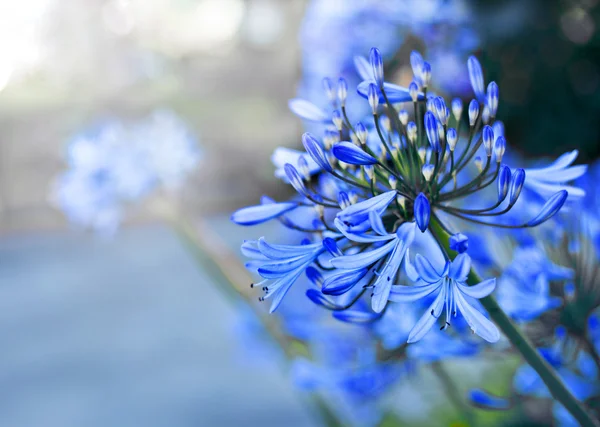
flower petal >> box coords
[333,218,395,243]
[330,239,397,269]
[414,254,443,283]
[388,282,440,303]
[354,55,373,81]
[455,290,500,342]
[288,98,328,122]
[322,268,368,296]
[231,202,298,226]
[407,286,446,343]
[457,278,496,299]
[368,211,388,236]
[333,309,380,324]
[337,190,397,226]
[449,253,472,282]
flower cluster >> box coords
[53,109,201,234]
[233,48,582,347]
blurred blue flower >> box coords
[53,110,201,234]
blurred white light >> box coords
[244,0,284,47]
[102,0,135,36]
[195,0,245,45]
[0,0,52,90]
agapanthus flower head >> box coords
[53,110,201,234]
[232,48,585,345]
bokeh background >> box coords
[0,0,598,426]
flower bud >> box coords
[364,165,375,180]
[487,81,499,117]
[414,193,431,232]
[422,61,432,88]
[368,83,379,114]
[322,77,335,101]
[494,136,506,163]
[370,47,384,87]
[396,194,406,210]
[418,147,427,163]
[407,122,417,143]
[422,164,434,181]
[447,128,458,151]
[332,110,343,131]
[526,190,568,227]
[451,98,463,122]
[337,77,348,106]
[380,115,391,132]
[481,105,490,124]
[388,175,397,189]
[298,155,310,180]
[355,122,368,144]
[425,111,441,152]
[497,165,511,202]
[468,100,479,126]
[398,109,409,126]
[409,81,419,102]
[509,169,525,205]
[474,156,483,172]
[482,125,494,157]
[449,233,469,254]
[467,56,484,102]
[434,97,446,121]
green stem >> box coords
[430,219,600,427]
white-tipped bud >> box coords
[337,77,348,106]
[474,156,483,172]
[481,105,490,124]
[398,109,409,126]
[380,115,391,132]
[407,122,417,143]
[443,150,450,164]
[348,191,359,204]
[364,165,375,180]
[388,175,397,189]
[332,110,343,131]
[494,136,506,163]
[368,83,379,114]
[451,98,463,122]
[338,160,348,170]
[396,194,406,209]
[322,77,335,102]
[482,125,494,157]
[418,146,427,163]
[409,82,419,102]
[422,62,432,88]
[468,100,479,127]
[298,155,310,180]
[437,121,445,141]
[427,98,436,113]
[422,163,434,182]
[355,122,368,144]
[447,128,458,151]
[350,132,359,145]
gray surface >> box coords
[0,226,315,427]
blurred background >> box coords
[0,0,598,426]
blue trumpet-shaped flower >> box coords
[390,252,499,343]
[243,238,326,313]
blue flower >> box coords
[243,238,326,313]
[52,110,201,234]
[390,253,499,343]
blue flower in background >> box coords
[52,110,201,234]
